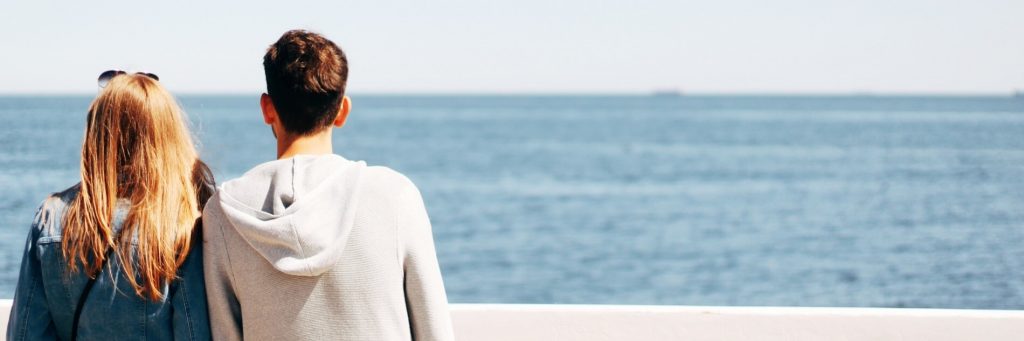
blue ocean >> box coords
[1,95,1023,309]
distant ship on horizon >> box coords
[651,89,683,97]
[1014,90,1024,98]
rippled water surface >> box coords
[2,95,1023,308]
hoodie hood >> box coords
[215,154,365,276]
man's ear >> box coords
[260,93,277,125]
[332,96,351,128]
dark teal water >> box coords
[2,95,1024,308]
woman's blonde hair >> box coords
[63,74,211,301]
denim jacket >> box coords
[7,185,212,341]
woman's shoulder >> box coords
[30,183,81,238]
[41,183,80,213]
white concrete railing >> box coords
[2,299,1024,340]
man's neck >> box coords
[277,130,333,159]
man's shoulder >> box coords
[362,165,413,185]
[217,160,282,188]
[360,165,420,196]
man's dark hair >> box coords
[263,30,348,135]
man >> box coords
[202,30,455,340]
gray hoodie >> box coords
[202,154,454,340]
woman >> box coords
[7,72,214,340]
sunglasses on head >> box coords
[98,70,160,88]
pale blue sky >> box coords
[1,0,1022,94]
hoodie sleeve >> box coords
[397,178,455,341]
[202,203,244,341]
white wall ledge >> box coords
[2,299,1023,340]
[450,303,1024,340]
